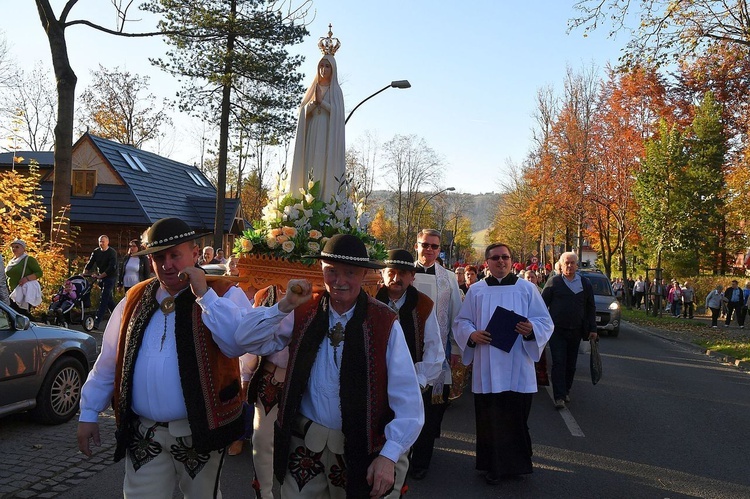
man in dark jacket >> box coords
[724,280,744,327]
[84,235,118,329]
[541,252,598,409]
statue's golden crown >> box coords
[318,24,341,56]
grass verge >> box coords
[621,308,750,362]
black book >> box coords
[485,306,526,352]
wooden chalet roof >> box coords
[57,134,240,231]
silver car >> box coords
[580,270,621,337]
[0,301,97,424]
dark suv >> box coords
[580,270,621,337]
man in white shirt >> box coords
[204,234,424,498]
[76,217,308,497]
[453,243,554,485]
[375,249,445,481]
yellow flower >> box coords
[282,226,297,237]
[307,242,320,252]
[276,235,289,243]
[241,239,253,252]
[308,230,322,240]
[267,236,279,249]
[270,228,283,237]
[282,241,295,253]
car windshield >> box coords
[583,274,613,297]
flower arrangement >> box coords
[235,174,387,264]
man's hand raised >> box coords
[278,279,312,313]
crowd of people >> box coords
[69,218,577,497]
[622,275,750,328]
[3,220,748,496]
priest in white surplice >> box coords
[453,243,553,485]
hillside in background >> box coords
[367,190,499,233]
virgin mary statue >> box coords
[288,27,346,201]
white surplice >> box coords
[453,278,554,394]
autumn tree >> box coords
[144,0,309,248]
[0,32,15,91]
[78,65,172,148]
[32,1,176,248]
[381,134,442,247]
[0,165,70,303]
[488,164,538,263]
[588,65,672,279]
[369,206,397,249]
[346,131,380,206]
[570,0,750,67]
[547,65,599,252]
[0,64,57,152]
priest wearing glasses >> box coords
[453,243,553,485]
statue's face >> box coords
[318,59,333,84]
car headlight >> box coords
[608,301,620,310]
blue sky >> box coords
[2,1,627,194]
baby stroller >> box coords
[46,274,96,332]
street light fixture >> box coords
[345,80,411,125]
[417,187,455,230]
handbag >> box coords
[590,339,602,385]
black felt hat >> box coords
[383,249,416,271]
[134,217,207,256]
[305,234,384,269]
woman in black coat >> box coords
[117,239,151,292]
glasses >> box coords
[418,242,440,250]
[487,254,511,261]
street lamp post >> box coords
[345,80,411,124]
[416,187,455,231]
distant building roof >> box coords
[0,151,54,168]
[34,134,240,233]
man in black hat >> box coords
[376,249,445,481]
[76,217,309,497]
[211,234,424,498]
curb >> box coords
[623,320,750,372]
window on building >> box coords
[72,170,96,197]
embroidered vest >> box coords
[112,279,244,461]
[274,290,396,497]
[375,285,434,364]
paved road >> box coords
[3,321,749,498]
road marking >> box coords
[545,385,585,437]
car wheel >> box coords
[83,316,95,332]
[610,326,619,338]
[31,357,86,425]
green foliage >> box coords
[144,0,307,130]
[634,119,687,261]
[682,91,727,271]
